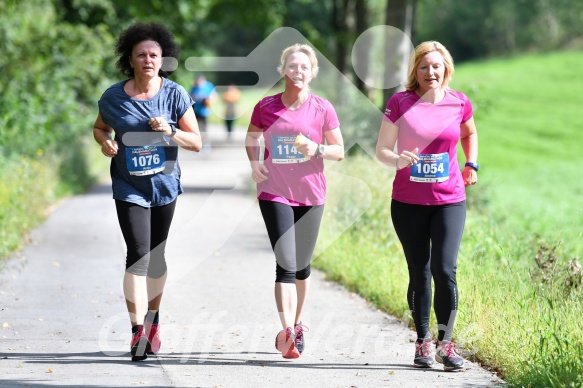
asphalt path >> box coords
[0,127,505,387]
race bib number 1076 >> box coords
[125,146,166,176]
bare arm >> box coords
[149,107,202,152]
[93,114,118,157]
[175,107,202,152]
[321,127,344,161]
[460,116,478,186]
[376,120,419,169]
[245,123,269,183]
[294,127,344,161]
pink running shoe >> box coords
[144,322,161,354]
[275,327,300,359]
[130,325,151,362]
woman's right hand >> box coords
[250,161,269,183]
[395,147,419,170]
[101,139,119,158]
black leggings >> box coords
[391,199,466,342]
[115,199,177,278]
[259,200,324,284]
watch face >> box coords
[319,144,325,154]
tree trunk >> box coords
[332,0,350,75]
[383,0,416,105]
[353,0,369,94]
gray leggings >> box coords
[259,200,324,283]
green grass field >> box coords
[315,50,583,387]
[455,51,583,239]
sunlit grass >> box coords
[0,137,99,262]
[0,155,57,261]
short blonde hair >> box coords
[405,41,454,91]
[277,44,319,78]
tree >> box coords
[384,0,416,103]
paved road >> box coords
[0,127,505,387]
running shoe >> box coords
[144,321,161,354]
[435,340,464,371]
[413,339,435,368]
[275,327,300,359]
[130,325,151,362]
[294,323,309,354]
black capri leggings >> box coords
[115,199,177,278]
[259,200,324,284]
[391,199,466,342]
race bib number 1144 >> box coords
[271,135,310,164]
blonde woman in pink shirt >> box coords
[376,41,478,371]
[245,44,344,359]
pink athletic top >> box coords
[384,89,473,205]
[250,93,340,206]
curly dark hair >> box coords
[115,23,180,78]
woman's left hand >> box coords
[149,116,173,136]
[294,137,317,157]
[462,166,478,187]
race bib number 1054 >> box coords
[409,152,449,183]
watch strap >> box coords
[168,124,177,138]
[465,162,479,171]
[315,144,322,157]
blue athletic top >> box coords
[190,80,215,118]
[98,78,194,207]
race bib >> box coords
[125,146,166,176]
[271,135,309,164]
[410,152,449,183]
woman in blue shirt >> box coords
[93,22,201,361]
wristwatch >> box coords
[315,144,325,157]
[465,162,479,171]
[168,124,177,138]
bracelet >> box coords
[395,156,399,170]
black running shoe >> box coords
[294,323,309,354]
[435,340,464,371]
[413,339,434,368]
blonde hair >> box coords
[277,44,319,78]
[405,41,454,91]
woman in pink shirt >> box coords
[245,44,344,359]
[376,41,478,371]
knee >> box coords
[147,258,167,278]
[296,264,311,280]
[275,263,296,283]
[409,267,432,288]
[125,246,150,276]
[431,264,457,285]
